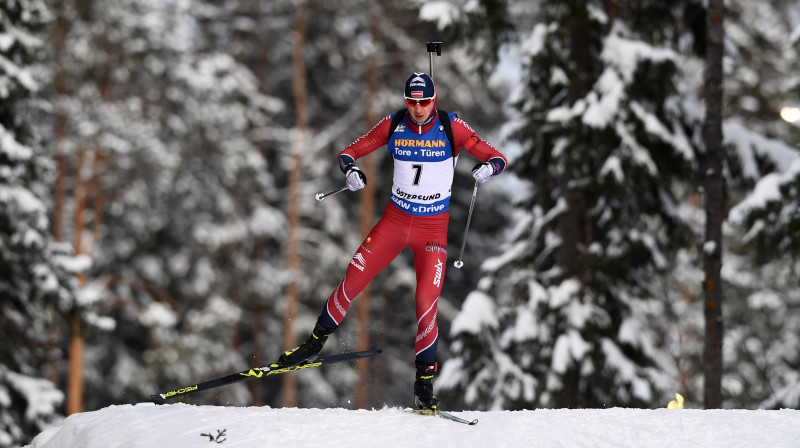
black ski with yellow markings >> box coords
[407,408,479,425]
[151,349,382,402]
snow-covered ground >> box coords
[26,403,800,448]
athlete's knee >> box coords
[414,293,439,320]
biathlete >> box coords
[276,72,508,410]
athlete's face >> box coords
[406,99,435,123]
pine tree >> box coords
[438,0,703,410]
[433,0,800,411]
[39,0,288,409]
[725,106,800,409]
[0,1,78,446]
[703,0,800,409]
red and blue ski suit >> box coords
[318,109,507,364]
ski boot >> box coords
[277,322,335,367]
[414,360,439,410]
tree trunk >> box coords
[88,150,106,252]
[66,314,84,415]
[559,5,592,282]
[66,147,88,415]
[250,5,273,407]
[51,0,69,242]
[703,0,725,410]
[354,9,379,409]
[52,153,67,242]
[50,0,69,386]
[282,5,308,408]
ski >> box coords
[151,349,382,402]
[406,408,479,425]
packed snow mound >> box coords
[26,403,800,448]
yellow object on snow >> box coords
[667,393,684,409]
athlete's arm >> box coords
[451,117,508,175]
[338,114,393,171]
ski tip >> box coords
[150,394,166,403]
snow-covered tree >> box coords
[0,1,79,446]
[437,0,704,410]
[436,0,800,411]
[707,0,800,409]
[39,0,288,409]
[39,0,461,412]
[725,140,800,409]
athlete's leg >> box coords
[318,204,410,328]
[409,212,448,409]
[409,213,449,364]
[279,205,411,367]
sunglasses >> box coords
[405,98,434,108]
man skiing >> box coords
[276,72,508,410]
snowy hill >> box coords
[25,403,800,448]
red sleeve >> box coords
[338,114,393,163]
[451,117,508,174]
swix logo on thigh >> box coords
[350,252,366,271]
[433,259,443,287]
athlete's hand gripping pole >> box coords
[453,180,479,269]
[315,186,349,202]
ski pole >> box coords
[453,180,479,269]
[315,186,348,202]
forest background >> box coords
[3,1,800,447]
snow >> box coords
[601,155,624,182]
[748,290,783,310]
[25,403,800,448]
[139,302,178,328]
[0,124,34,161]
[449,291,499,335]
[0,185,43,215]
[729,158,800,225]
[583,70,624,128]
[418,1,460,30]
[629,102,694,162]
[548,278,581,308]
[580,24,677,129]
[552,330,590,373]
[53,253,92,274]
[601,339,653,401]
[521,23,548,57]
[1,367,63,424]
[602,29,676,84]
[724,123,800,180]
